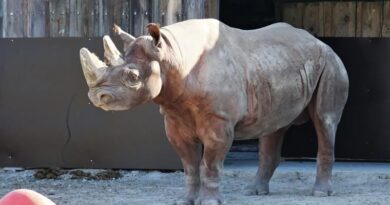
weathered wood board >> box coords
[49,0,69,37]
[0,0,3,37]
[302,2,323,37]
[383,1,390,37]
[282,2,304,28]
[3,0,26,37]
[282,1,389,37]
[356,1,382,37]
[1,0,218,38]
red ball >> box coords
[0,189,55,205]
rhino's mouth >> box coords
[97,103,130,111]
[92,97,132,111]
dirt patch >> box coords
[70,170,122,180]
[34,168,67,180]
[34,169,122,180]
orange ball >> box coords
[0,189,55,205]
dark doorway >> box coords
[220,0,277,29]
[220,1,390,161]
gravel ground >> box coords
[1,160,390,205]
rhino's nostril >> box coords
[99,93,113,104]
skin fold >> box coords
[80,19,349,205]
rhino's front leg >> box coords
[198,121,234,205]
[165,117,201,205]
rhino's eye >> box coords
[125,68,140,83]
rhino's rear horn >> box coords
[113,24,136,51]
[80,48,107,87]
[103,35,125,66]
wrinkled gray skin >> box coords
[80,19,349,205]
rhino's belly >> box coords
[233,105,305,140]
[233,75,309,140]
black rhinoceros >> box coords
[79,19,349,205]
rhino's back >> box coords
[211,22,330,139]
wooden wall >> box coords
[0,0,219,38]
[282,1,390,37]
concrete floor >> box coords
[225,159,390,173]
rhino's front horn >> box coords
[80,48,107,87]
[103,35,125,66]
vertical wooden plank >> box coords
[97,0,104,36]
[26,0,49,37]
[356,1,382,37]
[150,0,161,24]
[112,0,131,35]
[274,0,282,22]
[69,0,87,37]
[302,2,323,36]
[101,0,113,36]
[282,3,304,28]
[131,0,151,37]
[205,0,219,19]
[0,0,3,37]
[70,0,102,37]
[160,0,182,26]
[322,2,333,37]
[3,0,26,37]
[381,1,390,37]
[49,0,70,37]
[329,2,356,37]
[183,0,204,20]
[87,0,101,37]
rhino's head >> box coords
[80,24,164,111]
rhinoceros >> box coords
[79,19,349,205]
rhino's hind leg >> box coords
[309,52,349,197]
[309,102,337,197]
[244,127,288,196]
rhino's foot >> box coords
[175,198,195,205]
[312,190,335,197]
[312,182,335,197]
[243,183,269,196]
[195,198,222,205]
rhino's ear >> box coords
[146,23,161,48]
[147,61,162,98]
